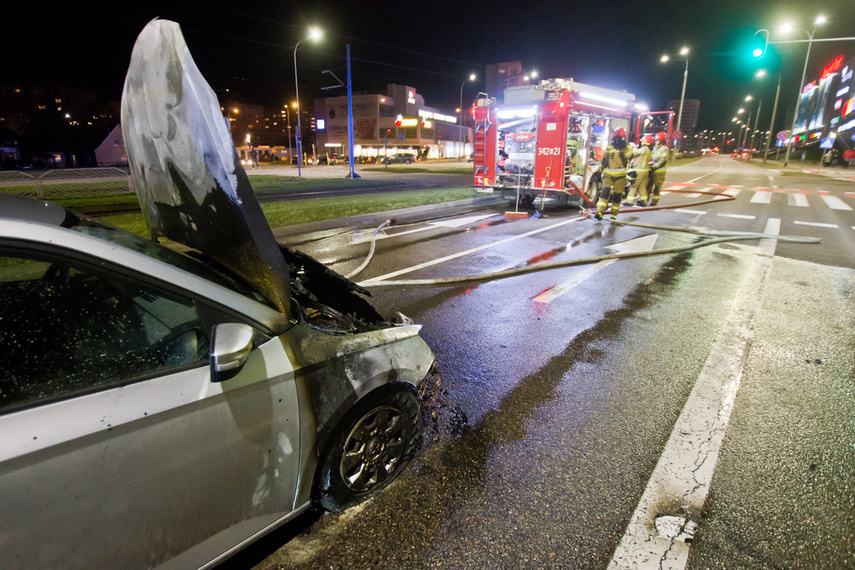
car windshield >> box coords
[68,214,273,307]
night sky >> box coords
[9,0,855,136]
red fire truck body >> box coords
[472,78,643,207]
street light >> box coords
[293,26,323,177]
[458,73,476,161]
[781,16,824,166]
[755,69,782,163]
[661,46,689,155]
[281,102,297,161]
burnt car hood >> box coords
[121,19,291,314]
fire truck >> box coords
[471,78,672,208]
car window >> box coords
[68,218,272,307]
[0,253,210,414]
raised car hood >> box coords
[120,19,290,314]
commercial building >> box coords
[787,53,855,155]
[667,98,700,150]
[313,84,473,160]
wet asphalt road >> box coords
[225,157,854,569]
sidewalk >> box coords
[741,158,855,181]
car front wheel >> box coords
[315,386,421,512]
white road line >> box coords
[533,234,658,304]
[820,195,853,211]
[348,214,499,244]
[794,220,839,229]
[672,209,708,216]
[750,191,772,204]
[788,193,809,207]
[712,187,741,201]
[609,219,780,570]
[361,217,585,283]
[717,213,755,220]
[684,186,709,199]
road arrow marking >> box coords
[533,233,659,304]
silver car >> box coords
[0,19,436,570]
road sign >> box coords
[672,131,682,140]
[776,130,788,141]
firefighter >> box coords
[625,135,654,206]
[648,132,669,206]
[595,127,633,220]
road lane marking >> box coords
[713,188,741,200]
[684,186,709,198]
[717,213,755,220]
[361,217,585,283]
[609,218,781,570]
[820,195,853,211]
[788,193,809,207]
[750,190,772,204]
[349,214,499,244]
[532,234,658,304]
[794,220,839,229]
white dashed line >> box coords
[717,213,755,220]
[794,220,839,229]
[672,209,708,215]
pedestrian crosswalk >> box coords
[659,184,855,212]
[653,184,855,231]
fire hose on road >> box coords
[349,206,821,289]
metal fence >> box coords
[0,167,134,198]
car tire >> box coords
[315,386,422,513]
[405,159,412,164]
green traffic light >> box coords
[753,48,764,58]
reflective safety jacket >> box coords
[601,143,633,176]
[632,145,652,169]
[651,143,669,171]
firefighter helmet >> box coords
[655,132,667,143]
[613,127,627,139]
[642,135,654,146]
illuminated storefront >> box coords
[791,54,855,150]
[313,84,473,160]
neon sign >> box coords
[820,55,844,80]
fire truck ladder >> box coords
[473,112,492,178]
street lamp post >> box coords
[293,27,322,177]
[661,47,689,156]
[781,17,825,167]
[756,70,782,163]
[458,73,476,161]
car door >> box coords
[0,248,301,569]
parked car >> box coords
[0,19,437,570]
[330,153,348,164]
[381,153,415,165]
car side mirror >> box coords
[210,323,254,382]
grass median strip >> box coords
[97,186,477,237]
